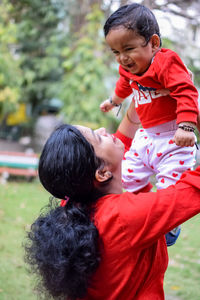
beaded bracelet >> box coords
[109,96,121,107]
[178,125,195,132]
[109,97,122,116]
[178,124,199,150]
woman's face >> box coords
[76,126,124,171]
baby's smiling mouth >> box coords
[127,63,135,68]
[123,62,135,70]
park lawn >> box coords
[164,214,200,300]
[0,180,200,300]
[0,180,49,300]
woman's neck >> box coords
[99,173,123,196]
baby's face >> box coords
[106,27,159,76]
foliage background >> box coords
[0,0,199,133]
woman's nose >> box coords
[95,127,107,136]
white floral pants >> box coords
[122,120,196,192]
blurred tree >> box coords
[121,0,200,20]
[9,0,66,116]
[141,0,200,20]
[2,0,199,135]
[0,0,21,120]
[3,0,120,133]
[60,5,117,129]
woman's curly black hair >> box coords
[24,125,104,299]
[104,3,162,46]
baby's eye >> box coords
[125,47,134,51]
[112,50,119,55]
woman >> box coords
[25,119,200,300]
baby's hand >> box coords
[173,128,196,147]
[100,99,114,113]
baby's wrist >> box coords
[178,123,195,132]
[109,96,122,107]
[178,121,196,128]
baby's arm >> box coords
[156,88,196,147]
[100,93,124,113]
[156,53,198,147]
[172,69,198,147]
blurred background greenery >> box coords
[0,0,200,141]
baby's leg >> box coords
[122,129,154,192]
[156,144,196,190]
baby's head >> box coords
[104,3,161,75]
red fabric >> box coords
[115,48,199,128]
[114,129,133,153]
[133,182,152,194]
[81,167,200,300]
[60,199,67,207]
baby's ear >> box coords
[151,34,160,50]
[95,169,113,183]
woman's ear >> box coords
[95,169,113,183]
[151,34,160,50]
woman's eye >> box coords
[98,134,102,142]
[125,48,134,51]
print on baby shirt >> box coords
[131,81,162,108]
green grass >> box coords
[0,181,200,300]
[164,215,200,300]
[0,180,48,300]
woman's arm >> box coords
[113,101,140,154]
[117,101,140,139]
[119,166,200,248]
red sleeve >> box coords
[113,130,132,153]
[156,51,199,124]
[118,166,200,249]
[115,66,133,99]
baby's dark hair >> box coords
[24,124,104,299]
[104,3,162,46]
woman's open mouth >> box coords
[111,134,117,143]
